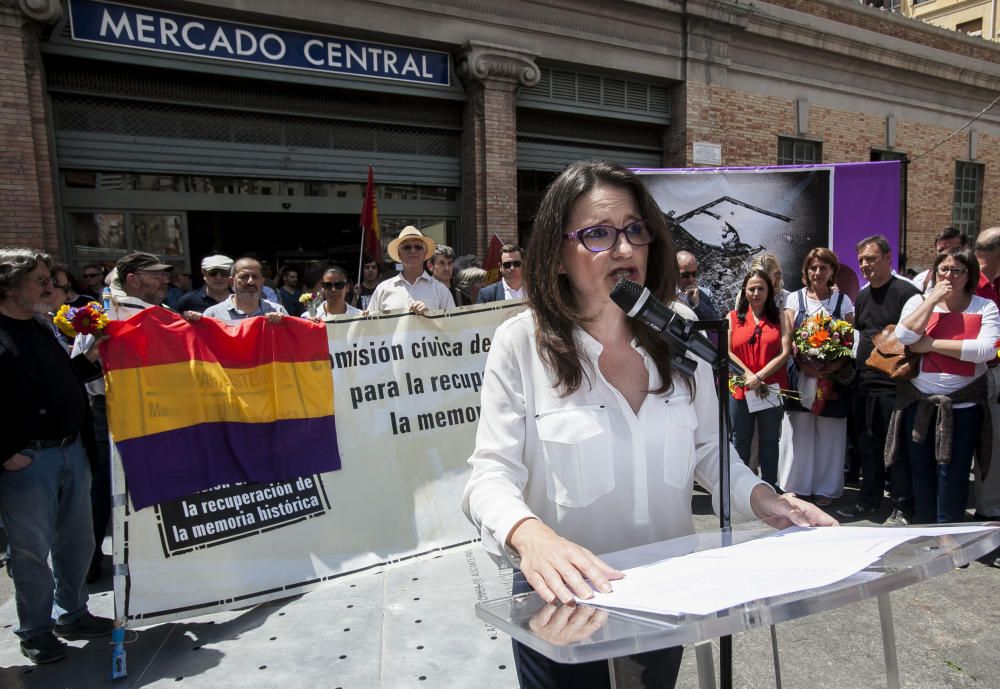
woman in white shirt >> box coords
[302,267,361,322]
[890,248,999,524]
[778,248,854,506]
[462,161,835,689]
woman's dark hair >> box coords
[931,247,979,295]
[735,270,780,326]
[800,247,839,288]
[524,160,688,396]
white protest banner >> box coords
[112,302,525,625]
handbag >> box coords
[866,325,919,380]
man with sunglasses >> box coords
[477,244,525,303]
[79,264,105,299]
[369,226,455,314]
[178,254,235,314]
[201,257,288,323]
[675,251,719,321]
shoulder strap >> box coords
[797,288,807,317]
[833,292,845,319]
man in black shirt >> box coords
[840,235,920,521]
[0,248,113,664]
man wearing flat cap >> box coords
[71,252,172,582]
[178,254,234,314]
[368,226,456,314]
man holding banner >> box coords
[0,248,113,664]
[368,226,455,314]
[201,257,288,323]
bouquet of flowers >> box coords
[298,292,315,305]
[727,375,800,404]
[53,301,109,339]
[791,312,854,414]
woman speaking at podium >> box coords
[462,160,835,689]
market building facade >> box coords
[2,0,999,275]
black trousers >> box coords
[854,391,911,511]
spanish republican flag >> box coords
[360,165,381,262]
[101,308,340,510]
[483,233,504,285]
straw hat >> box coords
[387,226,436,263]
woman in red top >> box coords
[728,269,792,488]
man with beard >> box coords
[0,248,112,664]
[200,256,287,323]
[73,252,173,582]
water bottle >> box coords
[102,286,112,312]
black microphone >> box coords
[609,277,741,376]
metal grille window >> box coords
[52,95,461,158]
[778,137,821,165]
[952,161,984,238]
[519,67,670,123]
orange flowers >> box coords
[807,330,830,347]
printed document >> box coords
[582,525,996,616]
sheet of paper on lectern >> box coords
[582,525,997,616]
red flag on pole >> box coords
[360,166,381,263]
[483,234,504,285]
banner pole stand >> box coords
[111,620,127,679]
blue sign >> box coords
[68,0,451,87]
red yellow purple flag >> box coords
[101,307,339,509]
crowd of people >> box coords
[2,160,999,677]
[717,229,1000,534]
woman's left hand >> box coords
[908,335,935,354]
[751,486,839,529]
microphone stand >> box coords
[688,316,734,689]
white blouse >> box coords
[784,289,854,321]
[462,310,764,566]
[896,293,1000,401]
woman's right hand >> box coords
[926,279,952,304]
[508,518,624,604]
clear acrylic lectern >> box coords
[476,522,1000,689]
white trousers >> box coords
[974,366,1000,517]
[777,411,846,499]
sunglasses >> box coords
[399,244,425,253]
[205,269,229,277]
[562,220,653,253]
[83,272,102,278]
[748,323,763,345]
[679,270,699,279]
[323,281,347,290]
[502,260,522,270]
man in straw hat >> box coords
[368,226,455,314]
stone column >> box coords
[457,41,539,258]
[0,0,60,252]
